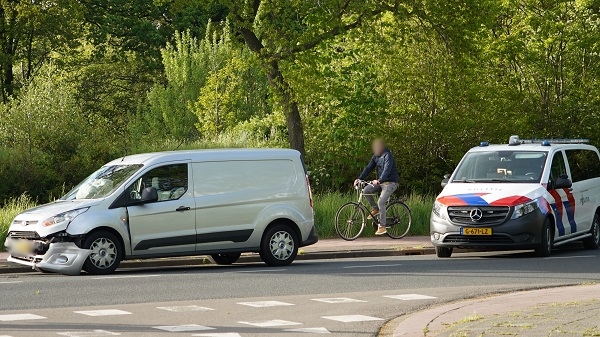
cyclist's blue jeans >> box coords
[363,182,399,227]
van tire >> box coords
[208,253,241,265]
[583,213,600,250]
[435,246,453,258]
[259,224,299,267]
[81,231,123,275]
[535,218,553,257]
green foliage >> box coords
[0,194,37,250]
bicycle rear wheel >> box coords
[335,202,366,241]
[385,201,411,239]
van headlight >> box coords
[41,208,89,227]
[432,201,448,220]
[511,200,538,219]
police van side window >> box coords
[565,149,600,182]
[549,152,567,188]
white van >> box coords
[431,136,600,257]
[4,149,317,275]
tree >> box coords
[222,0,393,156]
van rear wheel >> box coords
[82,231,122,275]
[208,253,241,265]
[260,224,299,267]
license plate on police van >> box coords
[461,228,492,235]
[11,240,34,255]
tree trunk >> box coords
[265,60,306,157]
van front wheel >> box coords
[260,225,299,267]
[82,231,123,275]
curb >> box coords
[0,247,435,274]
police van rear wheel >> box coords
[435,246,453,258]
[583,213,600,250]
[535,218,553,257]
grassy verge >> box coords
[0,194,37,250]
[313,192,434,238]
[0,192,433,251]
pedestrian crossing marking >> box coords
[238,319,302,327]
[157,305,215,312]
[312,298,366,304]
[322,315,383,323]
[237,301,294,308]
[74,309,131,317]
[152,324,215,332]
[56,330,120,337]
[0,313,46,321]
[284,327,331,334]
[384,294,437,300]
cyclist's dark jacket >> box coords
[359,148,399,183]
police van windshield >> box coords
[61,164,143,200]
[452,151,547,183]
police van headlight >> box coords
[432,201,448,220]
[511,200,538,219]
[41,208,89,227]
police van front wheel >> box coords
[435,246,453,258]
[535,218,553,257]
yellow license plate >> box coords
[462,228,492,235]
[11,240,33,255]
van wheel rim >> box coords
[270,231,294,261]
[89,238,117,269]
[594,219,600,244]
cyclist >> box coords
[354,138,399,235]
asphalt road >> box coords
[1,248,600,337]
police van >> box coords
[431,136,600,257]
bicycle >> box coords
[335,180,412,240]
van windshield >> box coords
[61,164,143,200]
[452,151,547,183]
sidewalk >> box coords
[0,236,433,274]
[385,284,600,337]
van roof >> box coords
[105,148,301,166]
[468,143,599,153]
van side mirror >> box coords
[554,177,572,189]
[140,187,158,203]
[441,174,451,188]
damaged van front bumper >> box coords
[6,241,91,276]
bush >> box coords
[0,194,37,250]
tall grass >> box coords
[313,192,434,238]
[0,194,37,250]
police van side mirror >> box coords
[554,177,572,189]
[441,174,451,188]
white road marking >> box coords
[74,309,131,317]
[152,324,215,332]
[157,305,215,312]
[312,298,366,304]
[56,330,120,337]
[192,334,242,337]
[384,294,437,300]
[91,275,160,280]
[0,314,46,321]
[545,255,596,260]
[227,269,287,273]
[0,281,23,284]
[343,264,402,269]
[0,335,13,337]
[321,315,383,323]
[238,319,302,327]
[237,301,294,308]
[284,327,331,334]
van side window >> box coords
[549,152,567,188]
[128,164,188,202]
[566,149,600,182]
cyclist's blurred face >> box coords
[372,139,385,156]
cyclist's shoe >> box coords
[367,209,380,219]
[375,227,387,235]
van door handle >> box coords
[176,206,191,212]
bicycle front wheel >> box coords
[335,202,366,241]
[385,201,412,239]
